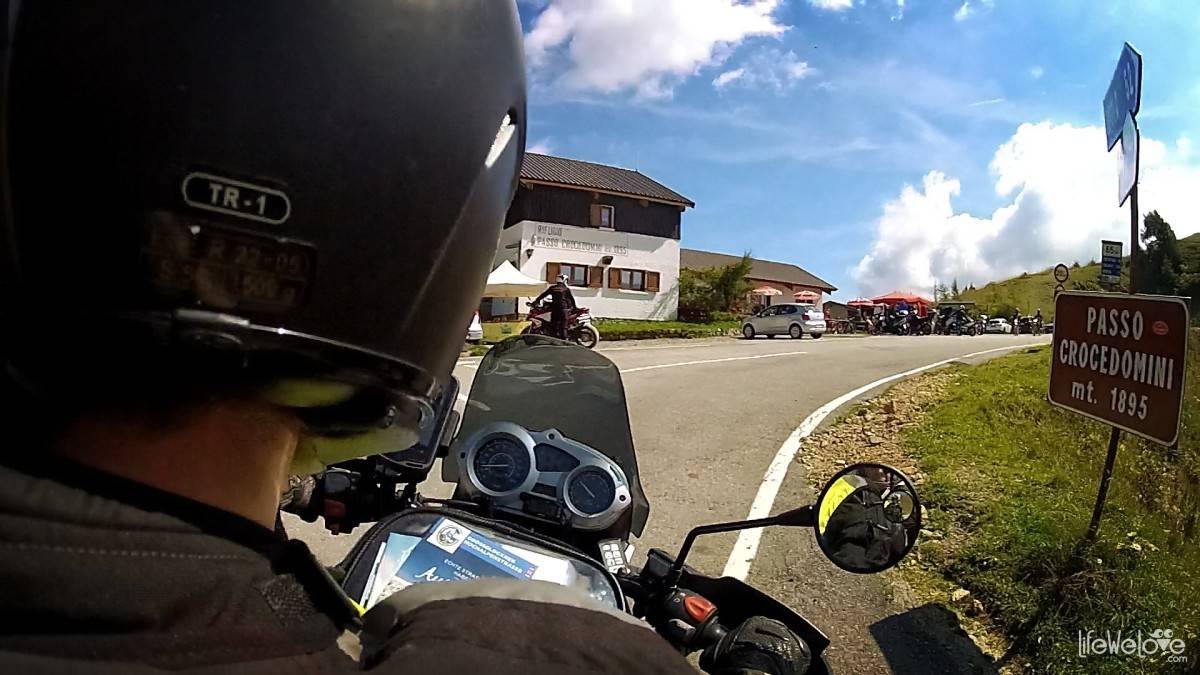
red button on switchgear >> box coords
[684,595,716,622]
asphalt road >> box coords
[286,332,1049,673]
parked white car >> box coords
[984,317,1012,334]
[742,303,826,339]
[466,311,483,343]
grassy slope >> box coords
[957,232,1200,321]
[904,341,1200,673]
[1178,232,1200,269]
[958,263,1109,321]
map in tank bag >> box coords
[360,517,561,610]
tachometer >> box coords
[472,437,531,494]
[566,467,616,516]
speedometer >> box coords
[566,467,616,516]
[472,437,531,494]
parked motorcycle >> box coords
[915,314,934,335]
[285,336,924,673]
[881,309,920,335]
[522,300,600,349]
[943,309,976,336]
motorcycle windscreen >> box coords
[444,335,649,537]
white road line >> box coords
[599,340,770,352]
[620,351,806,373]
[720,343,1040,581]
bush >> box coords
[710,310,743,323]
[679,253,754,316]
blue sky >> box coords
[515,0,1200,298]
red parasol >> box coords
[846,297,876,308]
[871,291,935,317]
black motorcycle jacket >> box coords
[0,459,695,674]
[822,487,906,570]
[533,283,577,313]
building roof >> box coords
[680,249,837,292]
[521,153,695,207]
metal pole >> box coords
[1085,185,1138,545]
[1129,185,1139,293]
[1085,426,1122,542]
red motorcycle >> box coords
[522,301,600,349]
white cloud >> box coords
[1029,65,1044,80]
[528,138,554,155]
[525,0,788,99]
[851,122,1200,296]
[713,68,747,88]
[713,48,815,92]
[809,0,855,9]
[968,97,1005,107]
[954,0,994,21]
[892,0,906,21]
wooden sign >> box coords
[1048,291,1189,445]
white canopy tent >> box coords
[483,260,546,298]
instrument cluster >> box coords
[456,421,631,530]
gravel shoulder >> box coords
[748,368,1012,675]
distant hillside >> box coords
[957,262,1108,320]
[1180,231,1200,265]
[956,232,1200,319]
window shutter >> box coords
[646,271,660,293]
[590,203,602,228]
[608,267,621,289]
[545,262,560,283]
[588,266,604,288]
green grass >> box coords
[903,340,1200,673]
[593,318,739,340]
[465,343,491,357]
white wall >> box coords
[501,220,679,320]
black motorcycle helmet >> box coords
[0,1,526,473]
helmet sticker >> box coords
[182,171,292,225]
[143,212,315,314]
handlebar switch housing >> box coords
[654,588,723,653]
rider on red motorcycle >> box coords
[532,274,576,340]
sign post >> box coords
[1065,42,1149,543]
[1104,42,1143,283]
[1048,293,1189,538]
[1053,263,1069,298]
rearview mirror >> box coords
[663,462,922,585]
[813,463,921,574]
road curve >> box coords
[287,333,1049,673]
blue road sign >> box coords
[1100,240,1122,284]
[1103,43,1142,150]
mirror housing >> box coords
[812,463,921,574]
[665,463,921,585]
